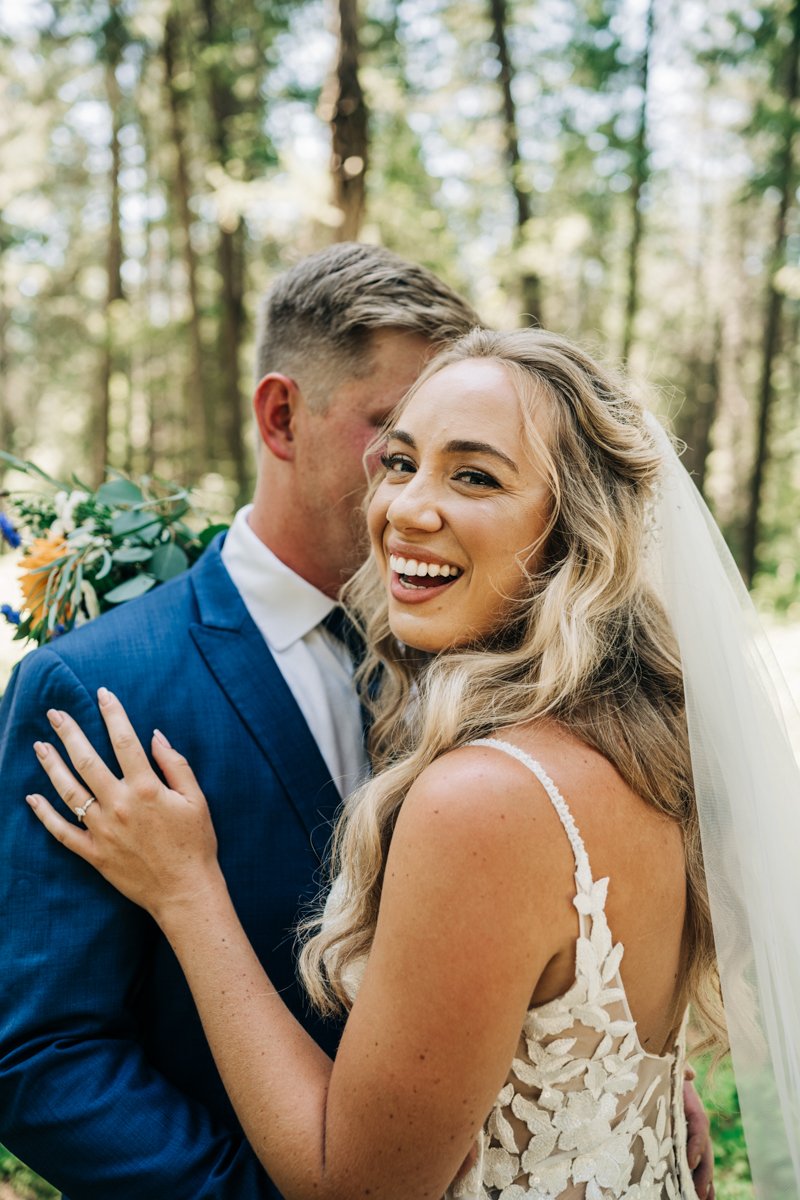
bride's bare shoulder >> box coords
[404,722,679,856]
[393,733,581,878]
[405,737,551,821]
[382,738,580,958]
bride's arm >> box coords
[28,691,555,1200]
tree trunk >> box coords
[93,55,125,488]
[163,7,211,474]
[217,221,247,498]
[691,325,722,500]
[742,0,800,586]
[329,0,368,242]
[675,320,722,500]
[200,0,248,503]
[620,0,655,363]
[487,0,542,327]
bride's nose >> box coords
[386,472,443,534]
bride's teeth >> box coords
[389,554,461,579]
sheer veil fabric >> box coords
[645,414,800,1196]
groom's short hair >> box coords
[255,243,480,409]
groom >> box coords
[0,243,480,1199]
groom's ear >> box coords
[253,373,300,462]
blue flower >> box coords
[0,512,21,549]
[1,604,21,626]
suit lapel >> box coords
[188,540,340,857]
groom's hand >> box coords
[684,1070,714,1200]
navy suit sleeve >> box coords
[0,649,276,1200]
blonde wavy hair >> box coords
[298,327,725,1052]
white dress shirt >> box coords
[221,505,369,798]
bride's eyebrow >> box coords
[444,439,519,473]
[385,428,415,447]
[386,429,519,473]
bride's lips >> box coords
[389,573,459,604]
[386,547,464,605]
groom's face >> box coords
[292,328,433,595]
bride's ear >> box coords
[253,374,300,463]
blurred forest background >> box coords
[0,0,799,608]
[2,0,800,1193]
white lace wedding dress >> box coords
[328,737,697,1200]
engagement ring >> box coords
[74,797,97,824]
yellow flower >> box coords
[19,533,70,628]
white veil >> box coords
[645,415,800,1196]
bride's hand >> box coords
[26,687,222,922]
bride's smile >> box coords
[368,357,552,652]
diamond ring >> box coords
[74,797,97,824]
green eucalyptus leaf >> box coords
[111,511,146,537]
[23,556,70,576]
[0,450,31,471]
[0,450,67,488]
[136,520,163,544]
[198,523,229,547]
[111,512,162,541]
[47,600,62,631]
[93,549,113,580]
[150,542,189,581]
[97,479,145,507]
[42,565,59,617]
[28,617,47,646]
[71,561,84,610]
[103,574,157,604]
[55,558,77,603]
[113,546,154,564]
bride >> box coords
[27,328,799,1199]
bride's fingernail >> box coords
[47,709,63,728]
[97,686,113,704]
[26,795,40,809]
[33,741,48,758]
[153,729,171,748]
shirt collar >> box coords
[221,505,335,651]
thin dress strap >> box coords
[469,737,593,885]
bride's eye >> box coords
[380,452,415,476]
[454,468,500,489]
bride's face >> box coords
[367,358,552,653]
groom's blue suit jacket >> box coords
[0,537,345,1199]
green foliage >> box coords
[0,1146,58,1199]
[691,1055,754,1198]
[0,453,226,647]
